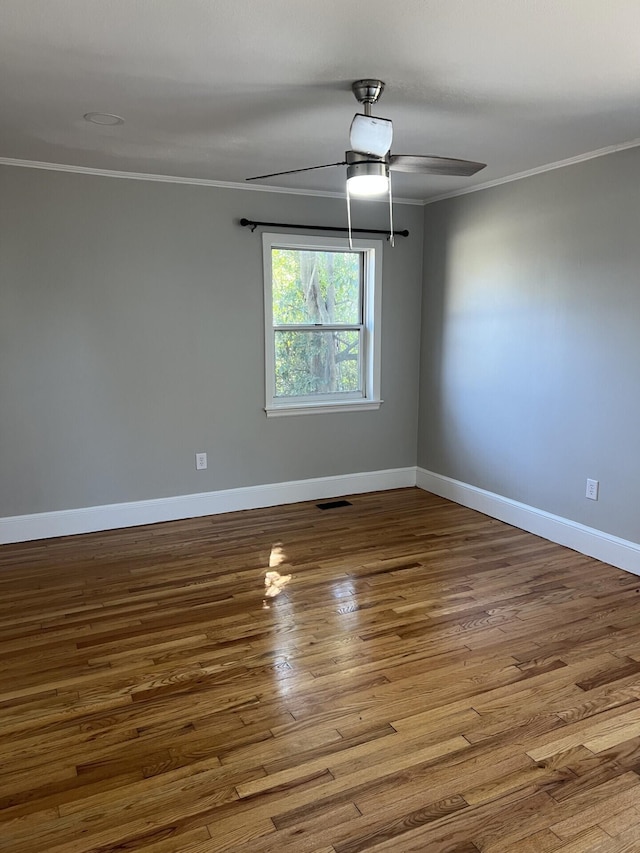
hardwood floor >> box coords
[1,488,640,852]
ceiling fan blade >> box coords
[389,155,486,177]
[246,161,346,182]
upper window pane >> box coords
[271,249,361,326]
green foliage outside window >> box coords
[272,249,362,397]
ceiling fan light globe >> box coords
[349,114,393,157]
[347,173,389,197]
[346,158,390,197]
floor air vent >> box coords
[316,500,353,510]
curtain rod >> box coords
[239,218,409,238]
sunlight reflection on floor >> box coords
[264,570,292,598]
[261,544,298,698]
[262,543,292,608]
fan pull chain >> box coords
[388,172,395,247]
[346,183,354,250]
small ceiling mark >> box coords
[83,112,125,126]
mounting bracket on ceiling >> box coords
[351,79,385,116]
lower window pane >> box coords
[274,330,361,397]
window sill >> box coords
[265,399,383,417]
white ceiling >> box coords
[2,0,640,202]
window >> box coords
[263,233,382,416]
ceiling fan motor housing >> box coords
[345,150,390,182]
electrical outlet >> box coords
[586,478,599,501]
[195,452,207,471]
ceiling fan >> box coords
[246,79,486,244]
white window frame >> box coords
[263,232,382,417]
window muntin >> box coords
[263,233,382,416]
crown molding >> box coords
[423,137,640,205]
[6,136,639,209]
[0,157,423,205]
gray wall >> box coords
[0,165,423,516]
[418,146,640,543]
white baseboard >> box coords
[417,468,640,576]
[5,466,639,578]
[0,467,417,544]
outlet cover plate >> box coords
[586,478,599,500]
[195,452,207,471]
